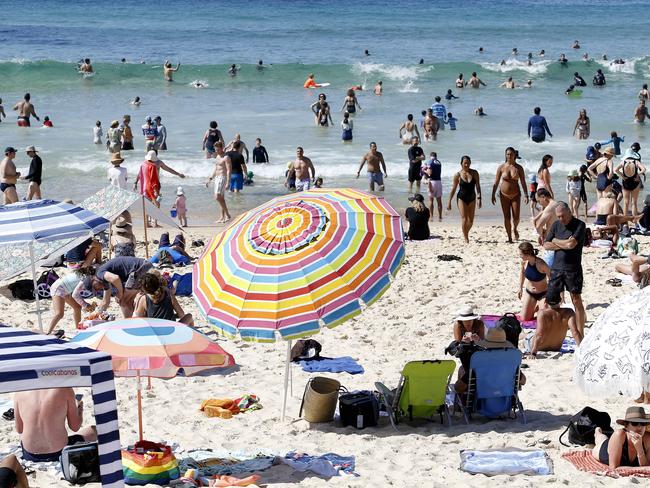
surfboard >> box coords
[318,82,331,87]
[79,71,95,78]
[568,89,582,97]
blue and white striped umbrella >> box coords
[0,199,109,245]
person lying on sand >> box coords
[524,306,582,358]
[592,406,650,468]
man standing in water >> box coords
[205,142,231,224]
[22,146,43,200]
[226,141,247,194]
[163,60,180,82]
[225,134,250,164]
[467,72,487,88]
[635,100,649,124]
[289,147,316,192]
[407,136,425,194]
[527,106,553,143]
[13,93,40,127]
[154,116,167,151]
[357,142,387,191]
[543,202,587,335]
[0,147,20,204]
[141,116,158,151]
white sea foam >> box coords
[353,62,433,81]
[595,57,642,74]
[190,80,209,88]
[398,80,419,93]
[480,59,551,75]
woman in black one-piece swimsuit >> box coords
[447,155,482,243]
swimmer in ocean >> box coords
[525,80,533,88]
[163,60,180,81]
[500,59,507,66]
[582,53,590,61]
[304,73,324,88]
[419,58,424,64]
[374,81,383,96]
[573,72,587,87]
[558,53,568,65]
[79,58,93,73]
[121,58,127,63]
[527,52,533,60]
[467,72,487,88]
[512,48,518,56]
[364,49,370,56]
[475,107,486,116]
[228,64,239,76]
[445,89,458,100]
[131,96,141,106]
[479,47,484,53]
[256,60,265,71]
[500,77,517,89]
[565,84,576,95]
[572,40,580,49]
[602,54,608,61]
[539,49,545,57]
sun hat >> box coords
[110,152,124,164]
[4,147,16,154]
[478,327,513,349]
[408,193,425,203]
[569,169,579,177]
[616,406,650,425]
[455,304,480,322]
[114,216,132,228]
[176,186,184,196]
[25,145,37,153]
[110,120,119,128]
[145,150,159,162]
[603,147,616,157]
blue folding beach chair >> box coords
[465,348,526,423]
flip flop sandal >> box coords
[606,278,622,286]
[2,408,14,421]
[54,329,65,339]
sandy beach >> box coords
[0,218,641,487]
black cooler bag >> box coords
[339,391,379,429]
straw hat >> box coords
[25,145,38,153]
[113,216,134,244]
[110,152,124,164]
[455,304,480,322]
[478,327,513,349]
[114,216,131,229]
[616,406,650,425]
[603,147,616,157]
[110,120,119,128]
[145,150,159,162]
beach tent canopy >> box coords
[0,325,124,488]
[0,186,179,283]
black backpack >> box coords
[8,279,35,300]
[495,313,522,348]
[60,442,101,485]
[559,407,613,446]
[339,391,379,429]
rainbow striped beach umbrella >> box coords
[193,188,405,342]
[193,188,404,419]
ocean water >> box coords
[1,0,649,222]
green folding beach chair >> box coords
[375,359,463,428]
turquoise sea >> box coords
[1,0,649,221]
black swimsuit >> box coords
[622,161,640,191]
[599,436,639,467]
[457,175,476,204]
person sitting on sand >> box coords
[453,304,485,343]
[110,214,136,257]
[593,191,621,226]
[532,189,558,243]
[518,242,550,321]
[134,271,193,325]
[524,306,582,358]
[405,194,430,240]
[0,454,29,488]
[64,236,102,268]
[592,406,650,468]
[14,388,96,462]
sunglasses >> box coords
[628,422,646,427]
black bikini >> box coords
[457,175,476,204]
[525,261,547,300]
[595,214,609,226]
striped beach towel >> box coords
[562,450,650,478]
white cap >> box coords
[176,186,184,196]
[145,150,159,162]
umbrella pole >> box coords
[108,223,112,259]
[141,196,150,259]
[281,340,292,422]
[137,370,144,442]
[29,242,44,332]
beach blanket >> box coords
[460,448,553,476]
[179,451,275,477]
[481,314,537,330]
[298,357,364,375]
[562,450,650,478]
[523,334,576,354]
[280,452,357,477]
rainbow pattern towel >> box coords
[481,314,537,330]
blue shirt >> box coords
[425,158,442,180]
[447,117,457,130]
[528,115,552,139]
[600,136,625,156]
[431,102,447,123]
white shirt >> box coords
[93,126,103,144]
[108,166,128,189]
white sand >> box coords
[0,221,642,486]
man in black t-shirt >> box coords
[407,136,425,193]
[227,141,247,193]
[543,202,587,334]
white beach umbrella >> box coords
[574,287,650,398]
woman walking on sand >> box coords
[492,147,528,243]
[447,155,481,243]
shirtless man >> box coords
[374,80,382,95]
[289,147,315,192]
[14,388,96,462]
[205,142,232,223]
[163,60,180,82]
[225,134,250,164]
[13,93,39,127]
[467,72,487,88]
[500,76,517,89]
[526,306,582,358]
[635,100,649,124]
[423,108,439,142]
[0,147,20,204]
[532,188,558,243]
[79,58,93,73]
[357,142,387,191]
